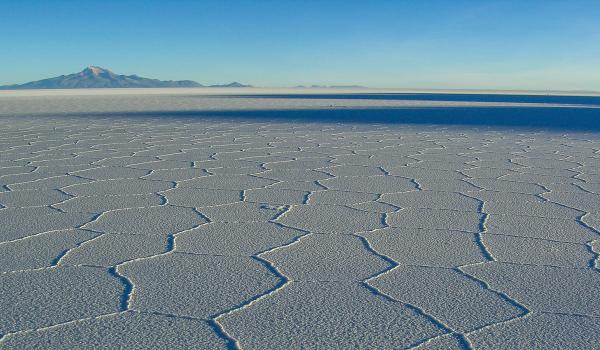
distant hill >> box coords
[0,66,251,89]
[209,82,252,88]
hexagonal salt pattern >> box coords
[1,103,600,349]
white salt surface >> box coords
[0,89,600,349]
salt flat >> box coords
[0,89,599,349]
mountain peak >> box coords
[0,67,252,90]
[82,66,111,76]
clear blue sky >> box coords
[1,0,599,90]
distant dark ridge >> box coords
[0,66,251,89]
[209,82,252,88]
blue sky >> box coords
[1,0,599,90]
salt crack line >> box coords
[210,240,301,350]
[205,207,311,349]
[455,262,531,331]
[354,233,469,349]
[0,312,125,346]
[52,230,105,266]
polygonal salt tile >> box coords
[206,165,265,175]
[0,171,66,187]
[0,161,29,168]
[467,312,600,350]
[332,154,413,168]
[64,179,174,196]
[177,174,276,191]
[161,150,214,161]
[265,180,326,191]
[465,179,547,194]
[93,156,160,167]
[277,204,384,234]
[0,311,228,349]
[486,214,598,243]
[127,160,194,170]
[256,169,332,182]
[77,149,136,158]
[194,159,262,170]
[512,152,570,161]
[462,262,600,316]
[576,173,600,183]
[55,193,164,213]
[219,281,445,349]
[512,158,580,169]
[461,167,515,179]
[473,191,583,219]
[414,179,482,192]
[0,207,95,242]
[198,202,282,222]
[362,228,485,267]
[231,154,291,164]
[176,222,304,255]
[306,146,354,156]
[467,160,527,171]
[499,172,575,185]
[60,234,167,266]
[0,229,98,272]
[320,176,416,194]
[0,165,35,177]
[215,143,261,152]
[142,168,209,181]
[322,165,386,177]
[576,165,600,175]
[412,334,466,350]
[384,166,464,180]
[120,253,279,318]
[542,180,589,197]
[387,208,483,232]
[85,206,205,235]
[349,201,399,213]
[0,189,71,208]
[213,150,271,160]
[482,234,593,268]
[571,182,600,194]
[163,188,242,207]
[29,156,101,167]
[407,160,473,171]
[308,190,379,205]
[265,158,334,170]
[244,188,308,205]
[71,166,150,180]
[0,266,122,334]
[543,191,600,214]
[262,234,390,281]
[6,175,94,190]
[381,191,481,211]
[416,154,477,163]
[370,265,524,332]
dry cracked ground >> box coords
[0,95,600,349]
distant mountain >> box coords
[0,67,250,89]
[209,82,252,88]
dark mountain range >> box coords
[0,67,251,89]
[209,82,252,88]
